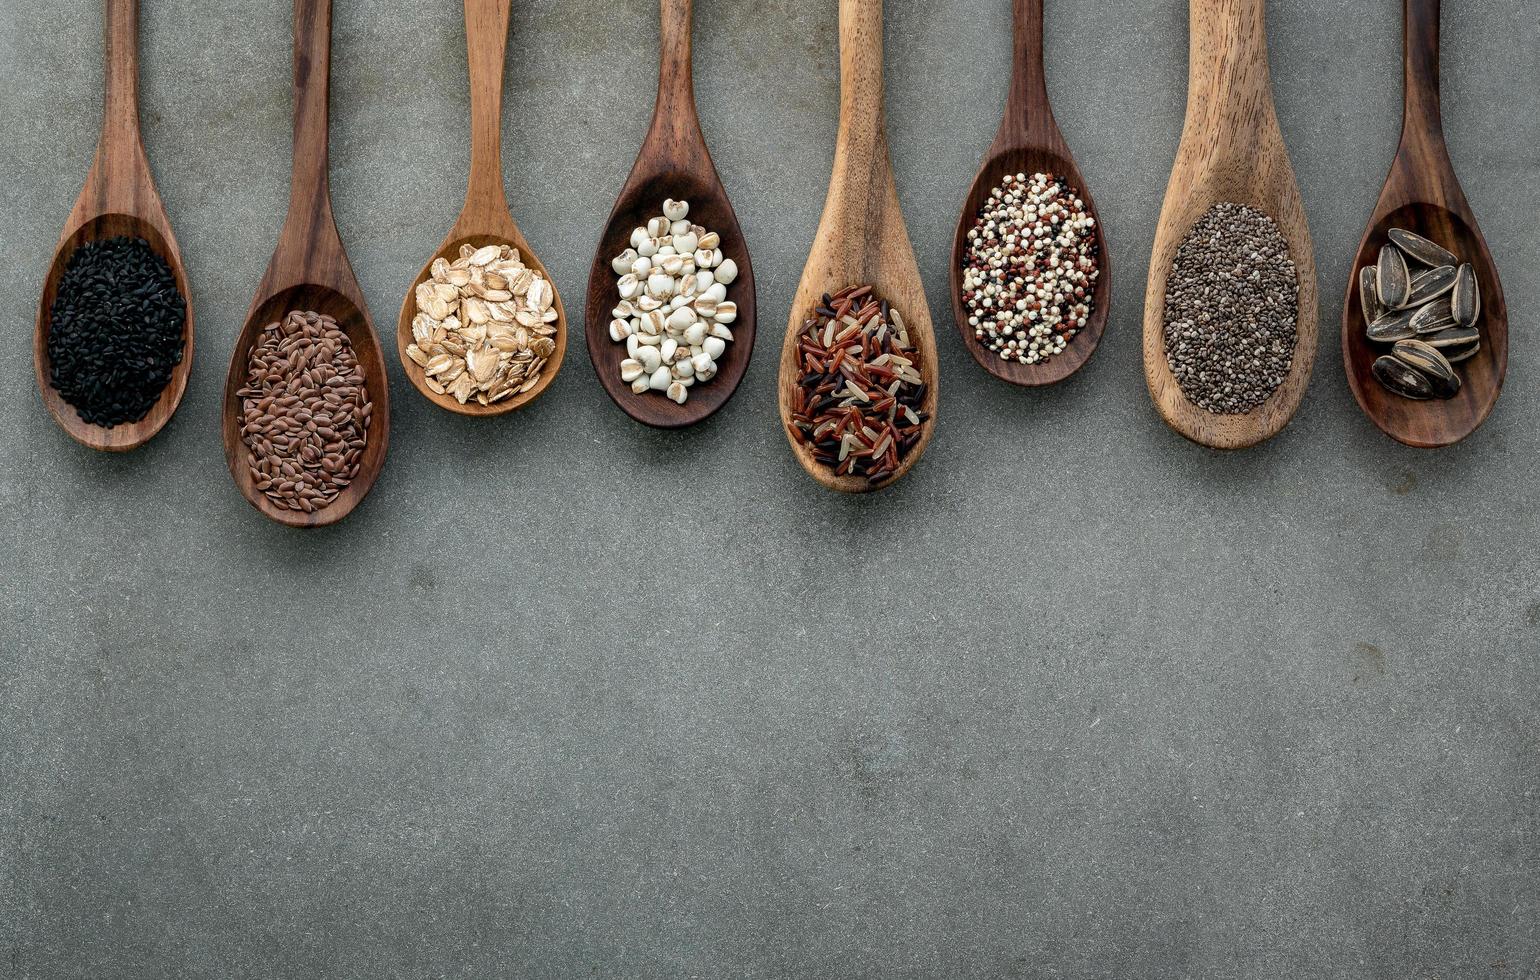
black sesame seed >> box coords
[46,236,186,428]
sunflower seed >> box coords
[1360,265,1384,329]
[1410,298,1455,334]
[1391,339,1460,398]
[1452,263,1480,328]
[1444,339,1480,363]
[1389,228,1458,268]
[1367,231,1484,401]
[1404,265,1457,306]
[1378,244,1411,308]
[1422,324,1479,350]
[1368,307,1417,343]
[1372,355,1433,400]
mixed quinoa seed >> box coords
[960,172,1100,366]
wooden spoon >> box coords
[949,0,1111,388]
[585,0,756,429]
[1142,0,1318,450]
[1342,0,1506,449]
[777,0,938,493]
[34,0,193,452]
[221,0,389,528]
[398,0,567,417]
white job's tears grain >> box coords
[608,200,738,406]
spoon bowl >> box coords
[781,268,938,495]
[949,0,1111,389]
[585,0,756,430]
[221,0,389,528]
[1342,0,1505,448]
[1345,205,1505,448]
[398,230,568,418]
[951,146,1111,387]
[1142,0,1318,450]
[37,212,193,452]
[224,284,389,529]
[398,0,567,418]
[34,0,193,453]
[587,168,755,429]
[778,0,938,494]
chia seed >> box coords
[1162,203,1298,415]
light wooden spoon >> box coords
[1143,0,1318,450]
[1342,0,1506,449]
[398,0,567,417]
[221,0,389,528]
[585,0,756,429]
[35,0,194,452]
[950,0,1111,388]
[778,0,938,493]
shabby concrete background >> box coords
[2,0,1537,977]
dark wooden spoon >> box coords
[777,0,938,493]
[949,0,1111,388]
[585,0,756,429]
[397,0,567,417]
[221,0,389,528]
[1342,0,1506,449]
[1142,0,1318,450]
[34,0,194,452]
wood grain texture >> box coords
[777,0,937,493]
[34,0,194,453]
[397,0,568,418]
[584,0,756,429]
[1142,0,1318,450]
[1341,0,1506,449]
[949,0,1111,388]
[221,0,390,529]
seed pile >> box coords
[237,311,373,514]
[788,285,928,484]
[1163,203,1299,415]
[406,243,557,406]
[961,172,1099,364]
[608,199,739,406]
[47,236,185,427]
[1361,228,1481,401]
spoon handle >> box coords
[648,0,702,146]
[286,0,335,233]
[832,0,891,204]
[1184,0,1273,135]
[464,0,512,216]
[1003,0,1053,140]
[1401,0,1445,145]
[101,0,142,148]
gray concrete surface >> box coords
[2,1,1537,977]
